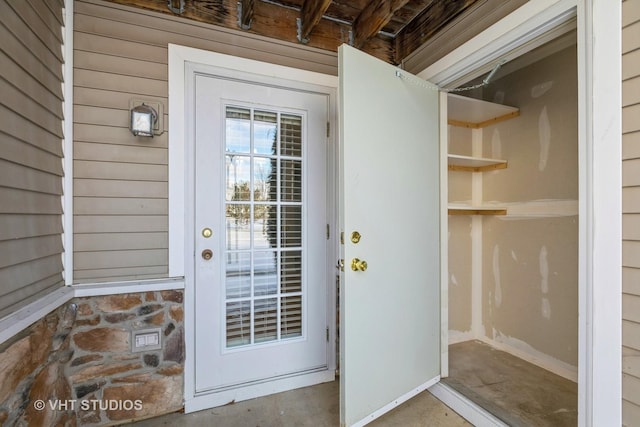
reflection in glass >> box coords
[225,155,251,201]
[281,250,302,293]
[254,251,277,296]
[225,209,250,250]
[253,204,276,249]
[253,157,273,202]
[254,110,277,155]
[226,252,251,298]
[225,107,250,153]
[281,295,302,339]
[254,298,277,343]
[226,300,251,347]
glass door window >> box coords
[224,106,304,349]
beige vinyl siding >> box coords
[0,0,65,318]
[623,0,640,425]
[73,0,338,283]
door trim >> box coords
[419,0,621,425]
[168,44,338,413]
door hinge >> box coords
[326,122,330,137]
[326,326,330,342]
[326,224,330,240]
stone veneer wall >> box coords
[0,291,184,426]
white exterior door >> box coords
[193,70,332,406]
[339,45,442,426]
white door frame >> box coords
[168,44,338,413]
[419,0,621,425]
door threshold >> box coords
[428,382,508,427]
[186,370,335,414]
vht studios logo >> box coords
[33,399,143,411]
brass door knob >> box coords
[202,249,213,260]
[351,258,367,272]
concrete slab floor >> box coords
[127,380,471,426]
[443,340,578,426]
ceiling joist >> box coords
[102,0,481,66]
[238,0,254,30]
[395,0,477,62]
[297,0,332,44]
[352,0,410,48]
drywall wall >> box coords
[481,44,578,369]
[447,42,578,374]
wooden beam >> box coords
[395,0,478,63]
[298,0,332,43]
[352,0,410,49]
[101,0,395,64]
[238,0,254,30]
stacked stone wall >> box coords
[0,290,184,426]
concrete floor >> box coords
[128,380,470,426]
[443,340,578,426]
[128,340,578,426]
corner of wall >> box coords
[0,290,185,425]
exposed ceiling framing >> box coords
[103,0,479,64]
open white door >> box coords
[339,45,441,426]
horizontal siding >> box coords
[0,0,64,318]
[624,267,640,295]
[74,197,167,215]
[624,320,640,354]
[74,232,168,252]
[623,0,640,424]
[0,132,63,176]
[73,0,338,283]
[623,75,640,107]
[624,130,640,160]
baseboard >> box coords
[477,336,578,382]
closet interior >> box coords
[443,31,579,426]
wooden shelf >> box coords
[448,154,507,172]
[448,206,507,216]
[448,94,519,128]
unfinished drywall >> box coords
[448,124,474,339]
[481,44,578,370]
[447,41,578,376]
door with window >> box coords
[193,71,331,405]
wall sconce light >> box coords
[129,100,164,137]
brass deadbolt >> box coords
[202,228,213,238]
[350,231,361,244]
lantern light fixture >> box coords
[130,103,158,137]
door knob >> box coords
[202,249,213,260]
[351,258,367,272]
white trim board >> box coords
[0,278,186,345]
[422,0,621,425]
[353,377,441,427]
[62,0,74,286]
[0,287,74,344]
[429,383,509,427]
